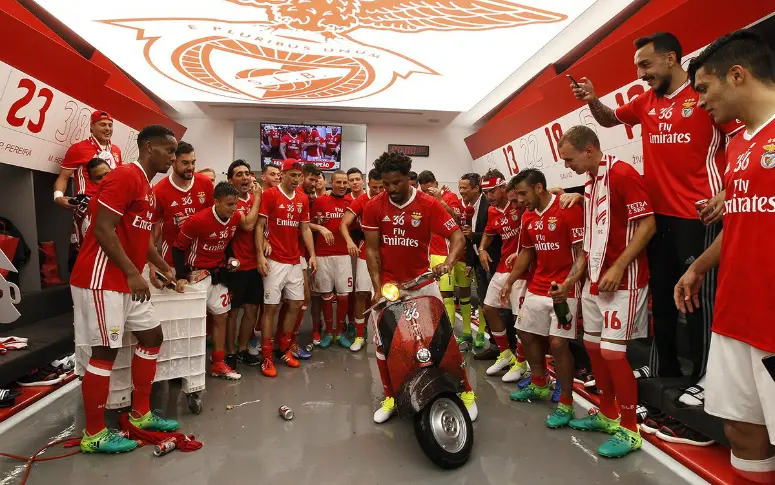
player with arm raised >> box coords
[362,151,477,424]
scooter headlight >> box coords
[416,348,431,363]
[382,283,400,302]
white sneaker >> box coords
[486,349,515,375]
[502,359,529,382]
[460,391,478,422]
[350,337,365,352]
[374,397,396,423]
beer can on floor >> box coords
[695,199,709,219]
[153,437,177,457]
[305,344,314,353]
[279,405,294,420]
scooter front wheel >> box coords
[413,393,473,469]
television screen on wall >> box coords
[260,123,342,171]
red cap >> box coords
[90,110,113,124]
[280,159,302,172]
[481,177,505,190]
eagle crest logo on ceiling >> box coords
[102,0,567,104]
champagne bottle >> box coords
[551,282,572,326]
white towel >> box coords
[584,154,618,285]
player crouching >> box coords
[173,182,260,380]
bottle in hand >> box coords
[551,282,572,327]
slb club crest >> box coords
[761,143,775,169]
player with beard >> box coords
[225,160,265,368]
[174,182,260,379]
[500,169,586,429]
[71,125,179,454]
[310,171,354,348]
[150,141,214,286]
[675,31,775,483]
[340,169,384,352]
[256,160,317,377]
[478,172,532,383]
[570,33,743,411]
[558,125,656,458]
[363,151,477,424]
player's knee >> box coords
[548,336,568,354]
[91,345,118,361]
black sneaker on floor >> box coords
[573,368,597,388]
[225,353,239,371]
[17,366,66,387]
[238,350,260,366]
[656,422,715,446]
[640,410,678,435]
[636,404,649,424]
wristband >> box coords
[54,190,64,201]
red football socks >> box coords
[492,330,509,353]
[583,336,619,420]
[601,341,638,431]
[278,331,292,353]
[355,318,365,338]
[132,345,160,416]
[335,295,348,335]
[82,358,113,435]
[516,342,526,363]
[531,374,548,387]
[275,304,287,343]
[291,305,307,345]
[376,348,393,398]
[322,296,334,335]
[261,338,273,360]
[212,349,225,363]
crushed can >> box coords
[695,199,709,220]
[279,405,294,420]
[153,437,177,457]
[227,257,241,271]
[305,344,314,353]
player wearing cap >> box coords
[675,31,775,483]
[570,33,743,399]
[478,171,531,383]
[173,182,260,380]
[340,169,384,352]
[556,126,656,458]
[70,125,179,454]
[310,170,353,348]
[150,142,214,281]
[500,169,586,429]
[256,159,317,377]
[223,160,265,368]
[417,170,471,342]
[362,151,477,424]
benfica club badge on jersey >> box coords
[296,202,302,213]
[197,191,206,204]
[411,211,422,227]
[761,143,775,169]
[510,209,519,221]
[547,216,557,231]
[682,99,696,118]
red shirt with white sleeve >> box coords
[174,206,242,269]
[429,190,464,257]
[269,129,281,148]
[586,157,653,292]
[231,193,258,270]
[485,201,526,276]
[61,136,123,196]
[152,173,214,264]
[520,195,584,297]
[362,189,458,284]
[614,81,743,219]
[311,193,352,257]
[70,162,154,293]
[259,185,311,265]
[713,114,775,353]
[347,192,374,260]
[281,135,301,159]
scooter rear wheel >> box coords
[413,393,473,469]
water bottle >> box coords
[551,282,572,327]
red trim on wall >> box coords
[466,0,772,160]
[0,0,185,138]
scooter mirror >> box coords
[382,283,400,302]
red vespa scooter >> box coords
[367,272,473,469]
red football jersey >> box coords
[231,193,258,270]
[520,196,584,297]
[362,189,458,284]
[269,129,281,148]
[325,134,340,155]
[152,173,214,264]
[281,134,301,159]
[485,201,525,275]
[306,136,325,158]
[615,81,743,219]
[311,193,352,256]
[586,157,653,291]
[175,206,242,269]
[347,192,375,260]
[70,163,154,293]
[429,190,464,257]
[259,185,310,265]
[713,114,775,353]
[61,137,123,196]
